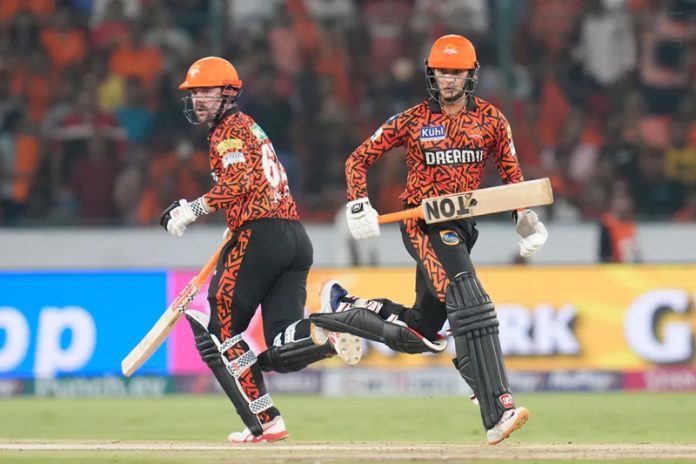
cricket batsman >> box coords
[159,56,362,443]
[311,35,549,444]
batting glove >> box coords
[515,209,548,257]
[346,198,380,240]
[160,198,209,237]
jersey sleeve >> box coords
[492,111,524,185]
[203,128,253,212]
[346,112,408,201]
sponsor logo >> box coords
[625,289,694,363]
[498,304,580,356]
[222,151,245,168]
[424,149,484,166]
[499,393,514,408]
[420,125,445,142]
[546,371,622,392]
[216,138,243,155]
[351,203,364,214]
[251,123,268,141]
[439,230,460,246]
[469,124,483,139]
[33,376,169,397]
[424,193,477,221]
[508,372,546,393]
[643,369,696,391]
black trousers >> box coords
[378,217,479,340]
[207,219,313,345]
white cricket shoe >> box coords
[228,415,289,444]
[486,407,530,445]
[310,280,362,365]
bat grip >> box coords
[378,207,423,224]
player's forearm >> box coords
[345,147,376,201]
[495,154,525,184]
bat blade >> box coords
[421,178,553,224]
[120,282,197,377]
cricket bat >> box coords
[378,178,553,224]
[120,241,225,377]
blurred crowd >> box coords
[1,0,696,227]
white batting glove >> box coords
[346,198,380,240]
[160,198,209,237]
[515,209,548,257]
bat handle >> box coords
[192,238,229,288]
[378,206,423,224]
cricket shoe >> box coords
[486,407,530,445]
[228,416,288,444]
[310,280,362,365]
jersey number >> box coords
[261,143,289,203]
[261,143,283,187]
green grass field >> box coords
[1,392,695,463]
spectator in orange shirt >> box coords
[0,0,54,26]
[10,50,53,123]
[39,7,87,72]
[600,184,641,263]
[109,23,164,90]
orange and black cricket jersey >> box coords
[205,109,299,233]
[346,97,524,205]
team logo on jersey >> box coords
[251,123,268,141]
[469,124,483,139]
[216,138,244,155]
[439,230,460,246]
[222,151,245,168]
[420,125,445,142]
[442,44,459,55]
[424,148,484,166]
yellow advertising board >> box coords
[307,265,696,371]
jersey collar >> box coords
[428,96,477,114]
[208,106,240,137]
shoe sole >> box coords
[310,323,329,345]
[332,332,363,365]
[488,407,530,445]
[229,430,289,444]
[317,280,362,366]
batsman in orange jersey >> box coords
[159,57,362,443]
[311,35,549,444]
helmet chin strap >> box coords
[440,89,467,104]
[212,84,241,124]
